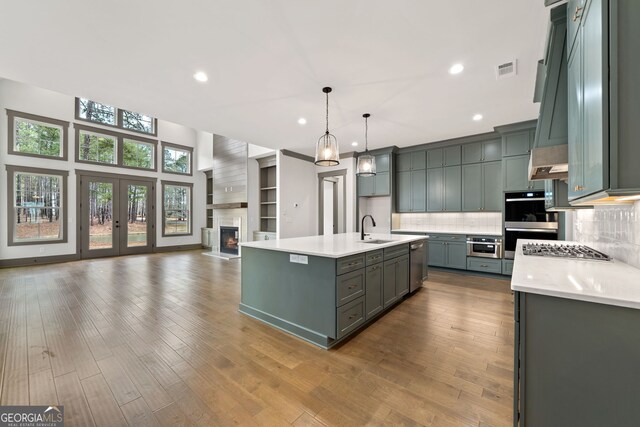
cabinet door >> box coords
[426,168,444,212]
[396,171,411,212]
[482,161,503,211]
[376,154,390,173]
[365,264,384,319]
[395,255,410,298]
[358,175,374,196]
[411,169,426,212]
[427,148,443,168]
[462,163,482,211]
[503,155,530,191]
[444,166,461,211]
[462,142,482,164]
[568,0,586,58]
[383,259,397,308]
[482,139,502,162]
[428,241,446,267]
[374,172,390,196]
[446,242,467,270]
[397,153,411,172]
[581,0,607,196]
[444,146,461,166]
[567,24,584,200]
[503,131,532,157]
[411,151,426,170]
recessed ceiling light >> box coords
[449,64,464,75]
[193,71,208,82]
[298,117,307,125]
[351,141,358,147]
[473,114,483,121]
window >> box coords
[6,165,68,246]
[74,124,157,170]
[76,126,118,165]
[75,98,157,136]
[123,137,155,170]
[77,98,116,126]
[7,110,69,160]
[162,182,192,236]
[162,142,193,175]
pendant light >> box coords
[356,113,376,176]
[314,87,340,166]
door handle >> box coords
[573,5,583,21]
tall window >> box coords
[75,98,157,136]
[6,166,68,245]
[162,182,192,236]
[7,110,68,160]
[162,142,193,175]
[77,127,118,165]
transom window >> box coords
[6,165,68,246]
[162,142,193,175]
[74,124,157,171]
[162,182,192,236]
[7,110,69,160]
[75,97,157,136]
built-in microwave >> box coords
[466,237,503,259]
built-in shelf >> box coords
[205,170,214,228]
[259,160,277,233]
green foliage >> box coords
[163,147,190,173]
[122,110,153,134]
[79,131,116,164]
[123,139,153,169]
[79,99,116,125]
[15,120,61,156]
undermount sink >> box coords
[361,239,393,244]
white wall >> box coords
[0,78,205,260]
[195,130,213,171]
[359,197,392,234]
[316,156,357,232]
[569,201,640,268]
[277,152,317,239]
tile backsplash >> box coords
[392,212,503,235]
[568,201,640,268]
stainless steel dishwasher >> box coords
[409,239,428,293]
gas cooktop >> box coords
[522,243,612,261]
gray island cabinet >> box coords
[239,233,424,349]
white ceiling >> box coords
[0,1,548,155]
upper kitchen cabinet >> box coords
[462,139,502,164]
[503,155,544,192]
[427,146,461,168]
[567,0,640,204]
[427,165,461,212]
[358,153,391,197]
[462,161,502,211]
[501,129,535,157]
[396,150,425,172]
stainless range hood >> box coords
[528,144,568,181]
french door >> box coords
[79,173,155,259]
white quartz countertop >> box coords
[392,228,502,236]
[511,239,640,310]
[240,232,427,258]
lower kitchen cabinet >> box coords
[427,235,466,269]
[365,263,384,319]
[502,259,514,276]
[466,257,502,274]
[382,254,409,308]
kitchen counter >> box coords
[392,228,502,236]
[241,232,426,258]
[511,239,640,310]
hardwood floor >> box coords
[0,251,514,426]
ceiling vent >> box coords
[496,60,517,79]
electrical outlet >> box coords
[298,255,308,264]
[289,254,299,263]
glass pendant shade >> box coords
[315,87,340,166]
[356,153,376,176]
[356,113,376,176]
[315,131,340,166]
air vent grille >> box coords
[496,60,517,79]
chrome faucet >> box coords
[361,215,376,240]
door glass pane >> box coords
[126,184,148,247]
[88,182,114,250]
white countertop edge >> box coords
[240,233,428,258]
[510,284,640,311]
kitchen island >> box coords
[512,239,640,427]
[239,233,427,348]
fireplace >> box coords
[220,226,239,255]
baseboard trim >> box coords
[0,253,80,268]
[154,244,203,253]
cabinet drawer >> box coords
[366,250,384,266]
[337,296,365,339]
[428,234,465,242]
[336,253,365,275]
[384,244,409,261]
[336,269,365,307]
[466,257,502,274]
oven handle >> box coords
[505,197,545,202]
[505,228,558,233]
[466,240,502,246]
